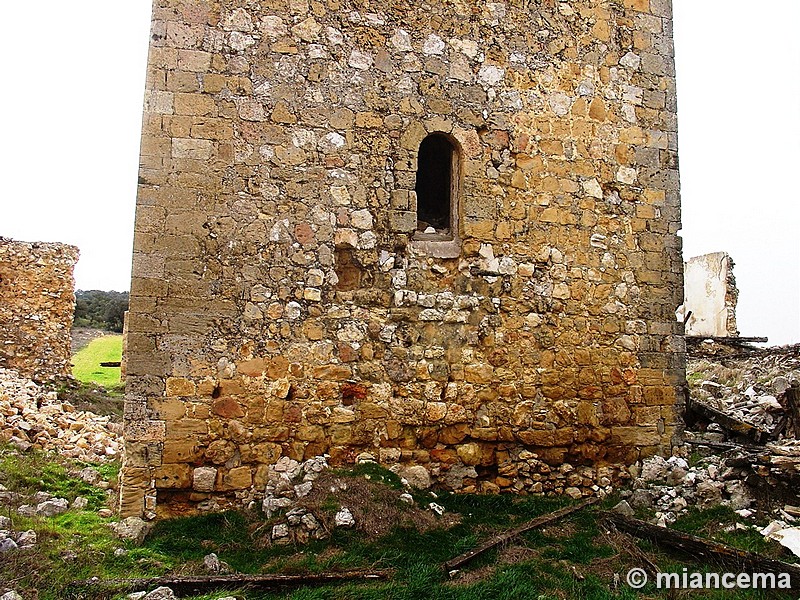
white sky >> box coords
[1,1,798,345]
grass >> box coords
[1,447,797,600]
[71,335,124,392]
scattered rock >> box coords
[15,530,36,547]
[428,502,445,516]
[79,467,102,485]
[335,507,355,527]
[203,552,232,574]
[110,517,152,544]
[356,452,376,464]
[36,498,69,517]
[399,465,431,490]
[142,587,177,600]
[612,500,635,518]
[271,523,290,544]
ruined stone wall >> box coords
[683,252,738,338]
[122,0,684,518]
[0,238,79,382]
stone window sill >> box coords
[410,236,461,259]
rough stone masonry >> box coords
[0,238,79,382]
[121,0,684,518]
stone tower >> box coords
[121,0,684,518]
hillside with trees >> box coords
[73,290,129,332]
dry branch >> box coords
[444,497,599,574]
[68,569,394,595]
[606,513,800,586]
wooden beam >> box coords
[606,513,800,586]
[686,396,770,443]
[68,569,395,595]
[443,497,599,574]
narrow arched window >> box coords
[415,133,457,236]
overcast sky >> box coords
[1,1,798,345]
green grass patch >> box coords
[0,444,113,510]
[71,335,123,391]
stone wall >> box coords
[0,238,79,382]
[683,252,738,338]
[121,0,685,518]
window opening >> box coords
[415,134,455,235]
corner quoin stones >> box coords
[121,0,684,518]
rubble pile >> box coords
[262,455,360,545]
[619,453,754,526]
[687,344,800,436]
[766,440,800,481]
[261,455,448,545]
[0,368,122,463]
[685,344,800,489]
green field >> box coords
[71,335,123,389]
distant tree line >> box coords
[73,290,129,332]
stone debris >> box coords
[622,454,754,526]
[428,502,445,516]
[141,588,177,600]
[0,526,37,553]
[0,367,122,463]
[35,498,70,517]
[687,344,800,437]
[0,592,24,600]
[16,494,70,518]
[203,552,233,574]
[262,455,456,545]
[334,507,355,527]
[758,521,800,558]
[262,456,329,518]
[110,517,153,545]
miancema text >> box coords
[657,570,791,589]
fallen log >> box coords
[444,496,599,574]
[99,361,122,367]
[68,569,394,596]
[605,513,800,586]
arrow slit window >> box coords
[415,133,459,239]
